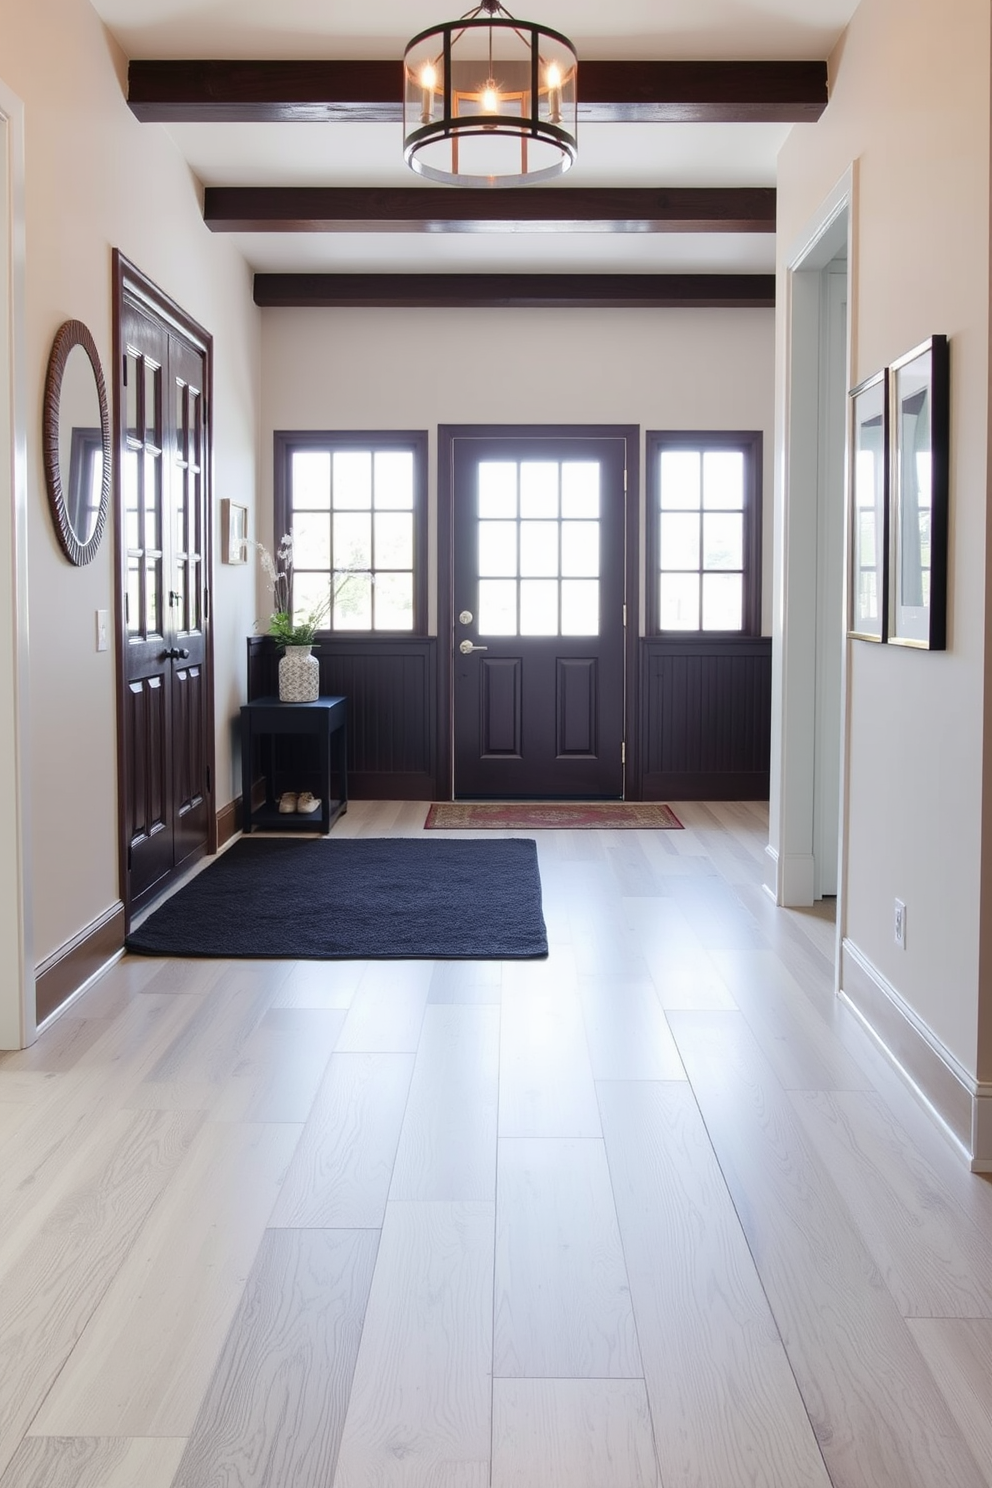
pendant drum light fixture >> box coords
[403,0,578,187]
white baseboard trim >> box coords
[840,938,989,1168]
[777,852,816,908]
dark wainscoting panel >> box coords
[639,637,772,800]
[247,636,437,799]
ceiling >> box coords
[88,0,859,281]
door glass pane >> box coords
[188,391,201,467]
[145,558,161,635]
[293,451,331,509]
[174,475,187,556]
[333,571,372,629]
[144,455,161,552]
[293,571,331,629]
[333,512,372,570]
[520,578,559,634]
[172,378,185,456]
[145,363,161,447]
[561,521,599,577]
[126,558,141,636]
[126,354,140,442]
[561,462,599,518]
[374,512,413,569]
[520,520,559,577]
[375,572,414,630]
[702,572,743,630]
[479,521,517,577]
[333,450,372,508]
[124,449,140,551]
[479,462,517,518]
[660,450,700,509]
[190,471,202,557]
[702,512,743,570]
[294,511,331,569]
[561,579,599,636]
[703,451,744,509]
[374,450,414,509]
[660,572,700,630]
[188,558,200,632]
[478,579,517,635]
[173,565,186,633]
[520,463,559,519]
[660,512,700,570]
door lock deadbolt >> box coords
[458,610,473,625]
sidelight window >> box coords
[476,459,601,637]
[274,431,428,634]
[647,430,762,636]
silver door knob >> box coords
[459,639,488,654]
[458,610,474,625]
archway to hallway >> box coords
[0,78,33,1050]
[769,172,853,925]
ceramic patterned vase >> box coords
[278,644,320,703]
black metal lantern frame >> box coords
[404,3,578,187]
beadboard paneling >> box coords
[639,638,772,800]
[248,636,437,799]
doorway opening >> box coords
[0,81,31,1048]
[438,425,639,801]
[769,173,853,909]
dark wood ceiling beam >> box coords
[252,273,776,309]
[205,187,776,234]
[128,59,827,125]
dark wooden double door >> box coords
[450,431,629,798]
[116,260,213,915]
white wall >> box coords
[261,305,776,635]
[775,0,991,1075]
[0,0,260,973]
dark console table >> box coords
[240,696,348,836]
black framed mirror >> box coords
[43,319,112,565]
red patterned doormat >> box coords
[424,802,683,830]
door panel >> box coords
[125,675,171,900]
[118,266,212,916]
[557,658,597,756]
[481,657,522,757]
[452,435,626,798]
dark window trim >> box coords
[645,429,762,638]
[273,428,429,637]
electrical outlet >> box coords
[894,898,906,949]
[96,609,109,652]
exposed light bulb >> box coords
[419,62,437,124]
[546,61,562,124]
[481,79,500,113]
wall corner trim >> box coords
[840,937,986,1165]
[34,901,125,1029]
[777,852,816,907]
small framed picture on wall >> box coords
[848,368,888,641]
[887,335,949,650]
[221,499,248,564]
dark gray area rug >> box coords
[126,836,548,960]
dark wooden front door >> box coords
[451,433,628,798]
[115,256,213,917]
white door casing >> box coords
[0,79,34,1049]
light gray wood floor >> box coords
[1,800,991,1487]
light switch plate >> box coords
[96,609,109,652]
